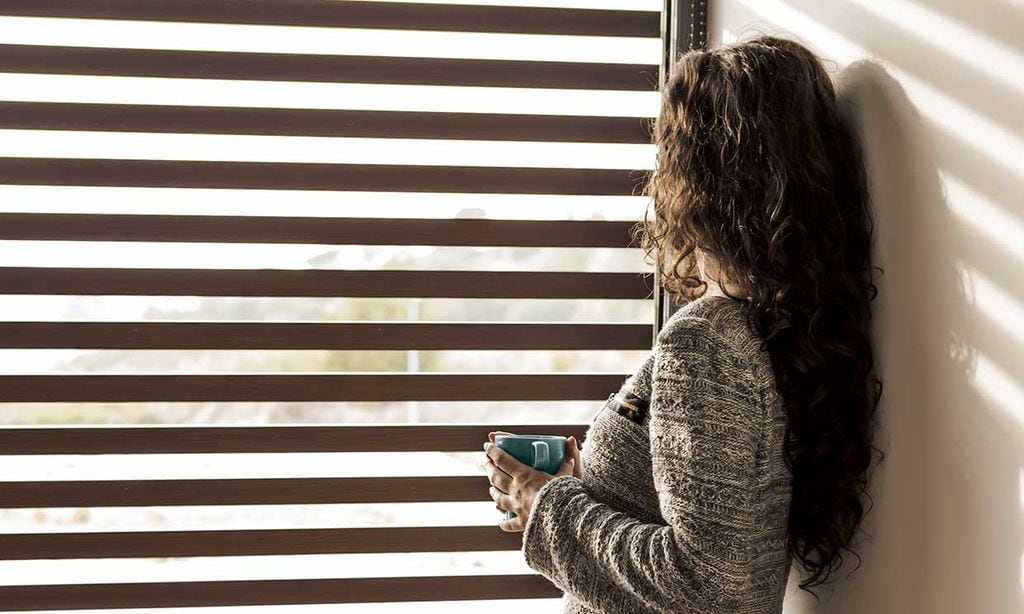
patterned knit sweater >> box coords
[522,294,793,613]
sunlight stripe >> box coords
[0,16,659,64]
[0,187,647,221]
[0,73,659,117]
[974,353,1024,430]
[0,130,654,170]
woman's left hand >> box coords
[483,441,575,532]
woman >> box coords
[483,35,882,613]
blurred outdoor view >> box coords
[0,0,661,611]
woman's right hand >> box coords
[488,431,583,479]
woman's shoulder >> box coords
[658,294,760,351]
[656,294,775,394]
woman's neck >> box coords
[702,273,749,300]
[703,278,727,297]
[697,251,748,299]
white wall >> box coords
[706,2,1024,613]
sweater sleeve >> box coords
[521,316,763,613]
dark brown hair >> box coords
[635,35,883,595]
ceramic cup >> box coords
[493,434,567,520]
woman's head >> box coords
[636,35,883,594]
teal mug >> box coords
[493,434,567,520]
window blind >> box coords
[0,1,673,610]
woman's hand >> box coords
[483,432,582,532]
[487,432,584,478]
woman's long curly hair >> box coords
[635,35,883,594]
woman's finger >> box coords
[488,486,513,513]
[484,460,513,493]
[484,442,529,478]
[499,514,525,533]
[487,430,515,443]
[555,457,576,478]
[566,435,583,479]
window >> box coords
[0,1,704,610]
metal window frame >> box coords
[655,0,709,337]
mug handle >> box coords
[532,441,550,470]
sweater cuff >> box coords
[522,474,585,579]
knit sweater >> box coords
[522,294,793,613]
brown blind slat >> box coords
[0,44,659,90]
[0,476,493,507]
[0,158,643,195]
[0,214,641,247]
[0,575,561,610]
[0,0,660,38]
[0,526,524,559]
[0,373,627,402]
[0,101,653,143]
[0,268,653,298]
[0,425,589,454]
[0,322,651,350]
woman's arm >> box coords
[520,316,764,613]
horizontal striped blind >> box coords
[0,1,666,610]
